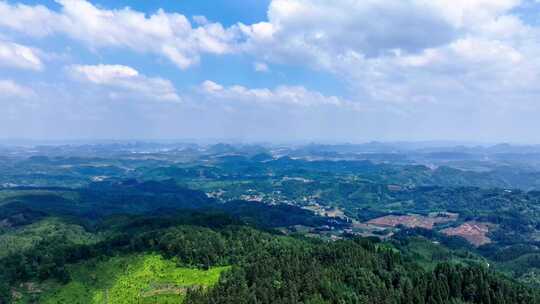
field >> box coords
[37,254,229,304]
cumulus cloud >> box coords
[238,0,458,65]
[0,1,61,37]
[68,64,180,102]
[0,79,35,98]
[238,0,524,62]
[0,0,239,69]
[0,40,43,70]
[199,80,350,108]
[236,0,540,108]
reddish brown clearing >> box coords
[367,214,454,230]
[441,222,492,247]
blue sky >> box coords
[1,0,540,143]
[16,0,271,24]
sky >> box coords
[1,0,540,143]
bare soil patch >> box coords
[441,222,492,246]
[367,214,456,230]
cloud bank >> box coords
[0,0,239,69]
[0,0,540,142]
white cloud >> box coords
[201,80,224,92]
[237,0,463,66]
[3,0,540,141]
[0,1,62,37]
[240,0,521,60]
[253,62,269,72]
[235,0,540,109]
[69,64,180,102]
[192,15,209,26]
[200,80,348,108]
[0,40,43,70]
[428,0,521,28]
[0,79,35,98]
[1,0,537,105]
[238,0,528,65]
[0,0,240,69]
[69,64,139,84]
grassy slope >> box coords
[40,254,229,304]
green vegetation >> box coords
[0,213,536,304]
[0,218,100,258]
[394,237,487,270]
[40,254,228,304]
[3,143,540,302]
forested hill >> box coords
[0,212,538,304]
[0,180,341,229]
[5,151,540,191]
